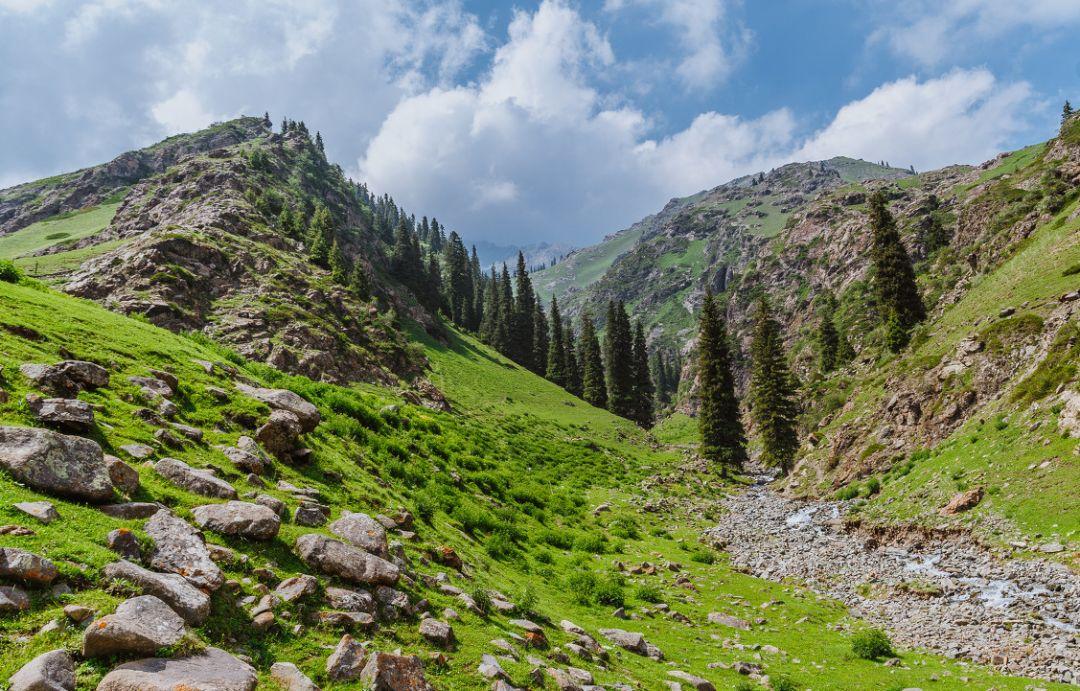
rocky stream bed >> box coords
[704,474,1079,685]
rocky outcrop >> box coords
[19,361,108,397]
[102,560,211,625]
[0,426,114,502]
[96,647,258,691]
[236,384,320,432]
[25,394,95,431]
[329,512,388,557]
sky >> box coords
[1,1,1078,246]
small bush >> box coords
[573,532,605,554]
[566,571,598,606]
[468,587,492,615]
[771,675,800,691]
[863,477,881,496]
[594,572,625,606]
[835,484,860,501]
[634,583,662,603]
[0,260,22,283]
[851,628,894,660]
[485,532,519,561]
[687,546,716,564]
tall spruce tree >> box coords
[498,264,514,356]
[816,292,840,374]
[579,311,607,408]
[631,321,655,427]
[748,298,800,475]
[868,191,925,351]
[531,297,549,374]
[480,267,501,346]
[442,232,472,326]
[512,253,536,369]
[1064,100,1074,124]
[545,296,566,386]
[697,291,747,474]
[603,301,636,418]
[563,317,582,398]
[307,204,333,267]
[328,239,348,285]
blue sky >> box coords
[1,1,1078,246]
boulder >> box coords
[269,662,319,691]
[326,634,366,682]
[477,655,508,680]
[0,426,114,502]
[145,510,224,591]
[99,502,162,519]
[359,652,434,691]
[325,586,377,613]
[295,534,399,586]
[129,376,174,399]
[154,458,237,499]
[103,560,211,625]
[0,585,30,613]
[329,512,389,557]
[25,394,95,431]
[149,369,179,392]
[106,529,142,561]
[418,618,454,648]
[318,610,376,630]
[940,487,984,516]
[105,455,141,495]
[256,410,304,458]
[192,501,280,541]
[668,671,716,691]
[82,595,186,657]
[0,547,58,584]
[20,361,108,397]
[274,574,319,603]
[120,443,154,460]
[14,500,58,524]
[96,647,257,691]
[237,384,320,432]
[294,504,328,526]
[547,667,584,690]
[707,612,750,630]
[255,494,287,517]
[169,423,204,443]
[599,628,648,655]
[8,649,76,691]
[220,445,268,475]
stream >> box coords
[703,473,1079,684]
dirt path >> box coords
[703,473,1078,685]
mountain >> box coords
[473,239,575,271]
[0,117,1076,690]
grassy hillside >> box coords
[0,278,1062,689]
[0,202,120,270]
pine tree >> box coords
[531,297,549,374]
[512,253,536,369]
[424,253,444,313]
[563,317,582,397]
[579,311,607,408]
[604,301,635,418]
[442,232,472,326]
[263,112,272,128]
[307,204,333,267]
[469,246,484,332]
[329,239,347,285]
[280,117,288,134]
[697,290,747,474]
[277,206,297,238]
[748,298,799,475]
[816,292,840,374]
[315,131,325,154]
[868,191,925,351]
[480,267,501,345]
[497,265,514,356]
[1064,100,1074,124]
[350,262,370,301]
[545,296,566,386]
[631,321,654,427]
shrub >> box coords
[851,628,894,660]
[413,492,437,523]
[835,484,860,501]
[566,571,598,606]
[687,546,716,564]
[573,532,605,554]
[863,477,882,496]
[594,573,625,606]
[485,532,518,561]
[634,583,662,603]
[771,675,800,691]
[540,528,575,550]
[0,260,23,283]
[468,587,492,615]
[514,586,538,615]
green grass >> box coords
[0,203,120,260]
[964,142,1046,191]
[652,412,696,446]
[16,239,126,280]
[534,226,644,299]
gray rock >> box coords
[418,618,454,648]
[14,501,58,524]
[220,445,268,475]
[599,628,648,655]
[326,634,366,682]
[148,369,179,393]
[0,547,58,584]
[256,409,304,458]
[154,458,236,499]
[359,652,433,691]
[96,647,257,691]
[0,584,30,613]
[329,512,389,557]
[99,502,162,519]
[269,662,319,691]
[274,574,319,603]
[25,395,94,431]
[294,504,328,527]
[129,376,174,399]
[478,655,508,680]
[707,612,750,630]
[106,529,142,561]
[120,443,154,459]
[294,534,399,586]
[20,361,108,397]
[0,426,114,502]
[255,494,287,517]
[8,649,76,691]
[325,586,377,613]
[82,595,186,657]
[668,671,715,691]
[236,384,320,433]
[192,501,280,541]
[105,455,141,495]
[102,560,211,625]
[169,423,204,443]
[547,668,584,690]
[318,610,376,630]
[145,510,224,591]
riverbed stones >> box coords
[96,647,257,691]
[14,500,58,524]
[329,512,389,557]
[82,595,186,657]
[20,361,108,397]
[8,649,76,691]
[0,547,58,584]
[295,534,400,586]
[102,560,211,625]
[237,384,320,432]
[192,501,280,541]
[145,510,224,591]
[326,634,366,682]
[154,457,236,499]
[0,426,114,502]
[25,394,94,431]
[359,652,433,691]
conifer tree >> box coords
[604,301,636,418]
[469,247,484,332]
[280,117,288,134]
[315,131,325,154]
[631,321,654,427]
[563,317,582,398]
[545,296,566,386]
[480,267,502,348]
[391,217,419,283]
[442,232,472,326]
[868,191,925,351]
[513,253,536,369]
[307,204,333,267]
[498,265,514,355]
[329,238,347,284]
[531,297,549,374]
[1064,100,1074,124]
[816,292,840,374]
[697,290,747,474]
[277,206,297,238]
[748,298,799,475]
[350,262,370,301]
[424,253,444,313]
[579,311,607,408]
[263,112,272,128]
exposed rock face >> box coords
[940,487,984,516]
[0,547,59,584]
[0,426,114,502]
[96,647,258,691]
[8,649,76,691]
[192,501,281,540]
[25,394,95,431]
[144,510,224,591]
[359,652,434,691]
[329,512,389,557]
[82,595,186,657]
[102,560,211,625]
[236,384,320,432]
[154,457,237,499]
[295,534,400,586]
[325,634,366,682]
[18,361,109,397]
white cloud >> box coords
[871,0,1080,66]
[151,89,224,134]
[0,0,50,12]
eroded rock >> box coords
[82,595,186,657]
[295,534,399,586]
[102,560,211,625]
[154,457,236,499]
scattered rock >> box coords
[547,667,584,690]
[0,547,58,584]
[8,649,76,691]
[106,529,142,561]
[325,586,377,613]
[359,652,434,691]
[129,376,174,399]
[25,394,95,431]
[14,500,58,524]
[270,662,320,691]
[419,618,455,648]
[274,574,319,603]
[169,423,204,443]
[255,494,287,517]
[940,487,983,516]
[237,384,320,432]
[106,455,141,495]
[294,534,400,586]
[707,612,750,630]
[20,361,108,397]
[478,654,509,680]
[256,410,304,458]
[0,426,114,502]
[599,628,648,655]
[64,604,94,622]
[154,457,237,499]
[220,444,269,475]
[668,671,715,691]
[96,647,258,691]
[145,510,224,591]
[192,501,280,541]
[82,595,186,657]
[330,512,389,557]
[326,634,366,682]
[103,560,211,625]
[0,585,30,613]
[120,443,154,460]
[294,504,328,527]
[99,502,162,519]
